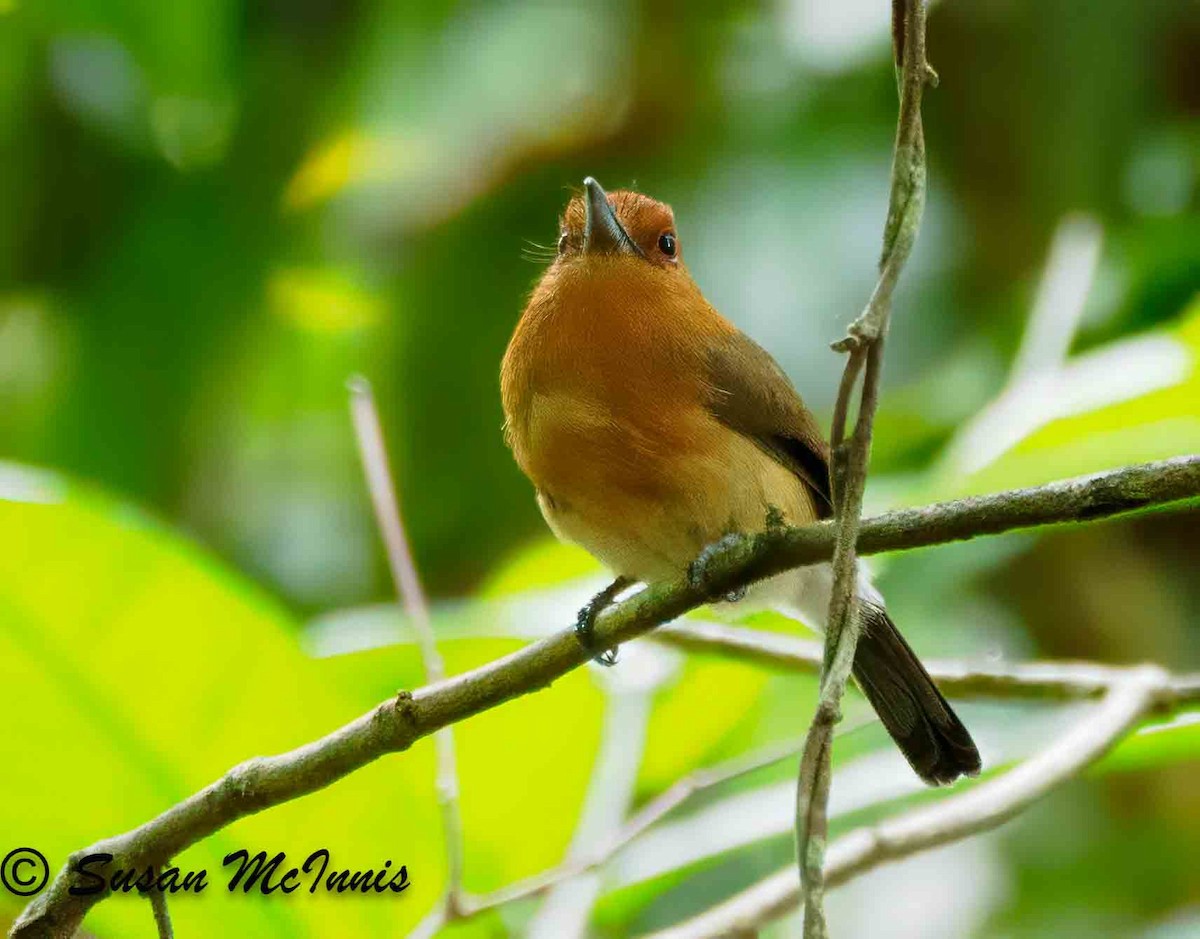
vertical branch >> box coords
[794,2,934,936]
[827,348,866,507]
[147,868,173,939]
[348,377,466,918]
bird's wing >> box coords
[703,330,833,518]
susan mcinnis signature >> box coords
[64,849,412,898]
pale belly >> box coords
[529,402,820,583]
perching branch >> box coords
[796,2,934,935]
[10,457,1199,939]
[642,666,1179,939]
[348,378,466,927]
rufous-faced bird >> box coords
[501,177,980,785]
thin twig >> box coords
[455,734,812,918]
[404,908,447,939]
[827,346,866,507]
[796,3,934,934]
[797,340,885,937]
[11,457,1199,939]
[146,867,173,939]
[642,666,1175,939]
[835,0,932,352]
[652,620,1200,705]
[348,377,466,919]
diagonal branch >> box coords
[450,734,812,919]
[10,457,1198,938]
[641,666,1177,939]
[423,721,877,928]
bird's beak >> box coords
[583,177,642,256]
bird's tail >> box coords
[851,603,982,786]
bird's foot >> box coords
[575,576,632,667]
[687,534,746,603]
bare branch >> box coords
[11,457,1198,939]
[653,621,1200,705]
[404,908,447,939]
[348,377,466,918]
[454,735,810,918]
[835,0,932,352]
[147,867,173,939]
[797,2,934,934]
[642,666,1177,939]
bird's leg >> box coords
[687,534,747,603]
[575,575,634,666]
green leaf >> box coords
[0,465,442,936]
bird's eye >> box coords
[658,232,677,258]
[557,231,569,254]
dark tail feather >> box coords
[851,604,981,786]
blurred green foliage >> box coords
[1,0,1199,936]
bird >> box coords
[500,177,981,786]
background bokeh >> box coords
[1,0,1198,937]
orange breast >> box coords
[501,258,814,581]
[503,259,714,492]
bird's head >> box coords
[556,177,684,272]
[515,177,713,345]
[505,176,726,416]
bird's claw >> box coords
[575,580,627,667]
[687,534,746,603]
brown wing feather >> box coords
[704,331,833,518]
[705,331,980,786]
